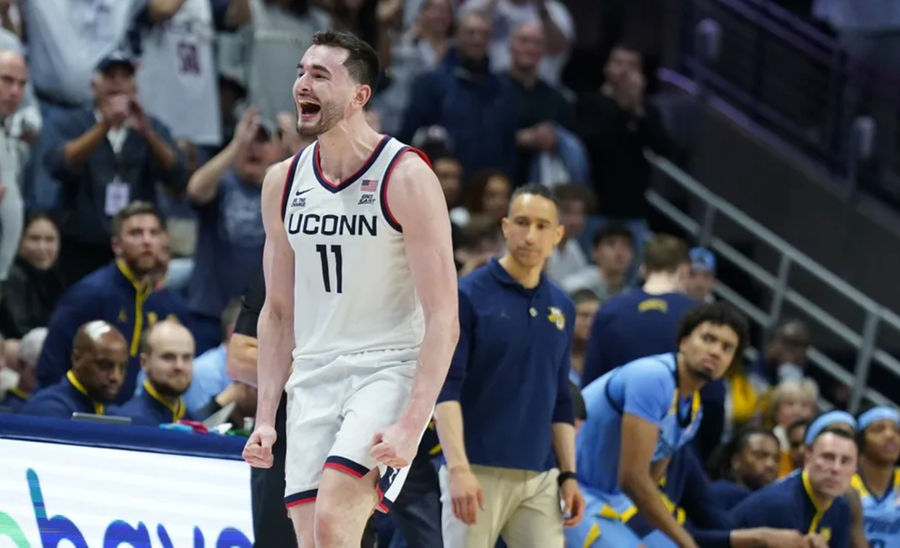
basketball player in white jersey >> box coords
[242,30,459,547]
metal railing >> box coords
[678,0,900,203]
[645,150,899,411]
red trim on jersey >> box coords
[381,146,430,232]
[285,495,316,508]
[313,135,390,192]
[323,462,366,478]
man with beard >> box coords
[710,427,782,507]
[21,321,127,418]
[241,30,459,547]
[851,406,900,548]
[36,202,189,403]
[114,320,195,426]
[567,302,749,548]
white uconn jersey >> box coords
[282,136,425,361]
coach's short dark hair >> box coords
[509,183,559,216]
[676,302,749,367]
[643,234,689,273]
[112,201,164,237]
[311,30,379,90]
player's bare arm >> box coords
[369,152,459,469]
[619,413,698,548]
[243,159,295,469]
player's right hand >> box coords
[242,424,276,468]
[448,465,484,525]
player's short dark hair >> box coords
[592,223,633,249]
[733,425,780,456]
[311,30,379,90]
[676,302,749,367]
[112,201,164,237]
[643,234,689,273]
[809,426,858,451]
[509,183,559,216]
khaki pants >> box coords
[439,464,564,548]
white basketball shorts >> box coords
[283,347,420,513]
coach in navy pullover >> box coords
[435,184,583,546]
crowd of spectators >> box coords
[0,1,897,547]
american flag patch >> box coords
[360,179,378,192]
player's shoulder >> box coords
[620,353,677,382]
[385,138,433,179]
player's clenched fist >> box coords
[243,424,277,468]
[370,422,419,468]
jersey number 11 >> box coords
[316,244,343,293]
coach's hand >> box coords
[449,465,484,525]
[370,421,418,468]
[243,425,276,468]
[560,478,585,527]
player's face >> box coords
[806,432,857,499]
[863,419,900,465]
[734,433,780,490]
[679,321,739,382]
[501,194,563,269]
[142,329,194,398]
[113,214,163,277]
[293,46,360,137]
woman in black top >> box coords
[0,212,64,337]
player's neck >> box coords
[499,254,542,289]
[675,357,704,395]
[316,116,383,181]
[642,272,682,295]
[860,455,895,497]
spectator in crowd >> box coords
[182,298,242,416]
[851,406,900,548]
[462,0,573,86]
[569,289,600,386]
[710,426,782,508]
[502,22,585,188]
[21,0,151,209]
[748,319,812,388]
[452,169,512,228]
[567,303,748,548]
[580,234,695,386]
[221,0,331,122]
[47,53,184,284]
[436,184,584,546]
[561,223,634,300]
[400,11,516,179]
[453,214,503,276]
[185,106,283,352]
[0,212,64,337]
[770,377,819,476]
[0,49,27,281]
[574,43,671,256]
[786,418,811,472]
[425,145,464,211]
[36,202,189,403]
[730,428,856,547]
[722,354,769,442]
[134,0,243,152]
[546,183,592,285]
[373,0,455,135]
[0,327,45,411]
[21,321,128,418]
[685,247,716,303]
[114,320,194,426]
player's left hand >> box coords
[370,422,419,468]
[560,477,585,527]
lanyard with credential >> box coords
[143,380,186,422]
[66,370,105,415]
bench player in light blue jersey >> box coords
[566,302,748,548]
[852,406,900,548]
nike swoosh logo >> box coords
[294,187,313,196]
